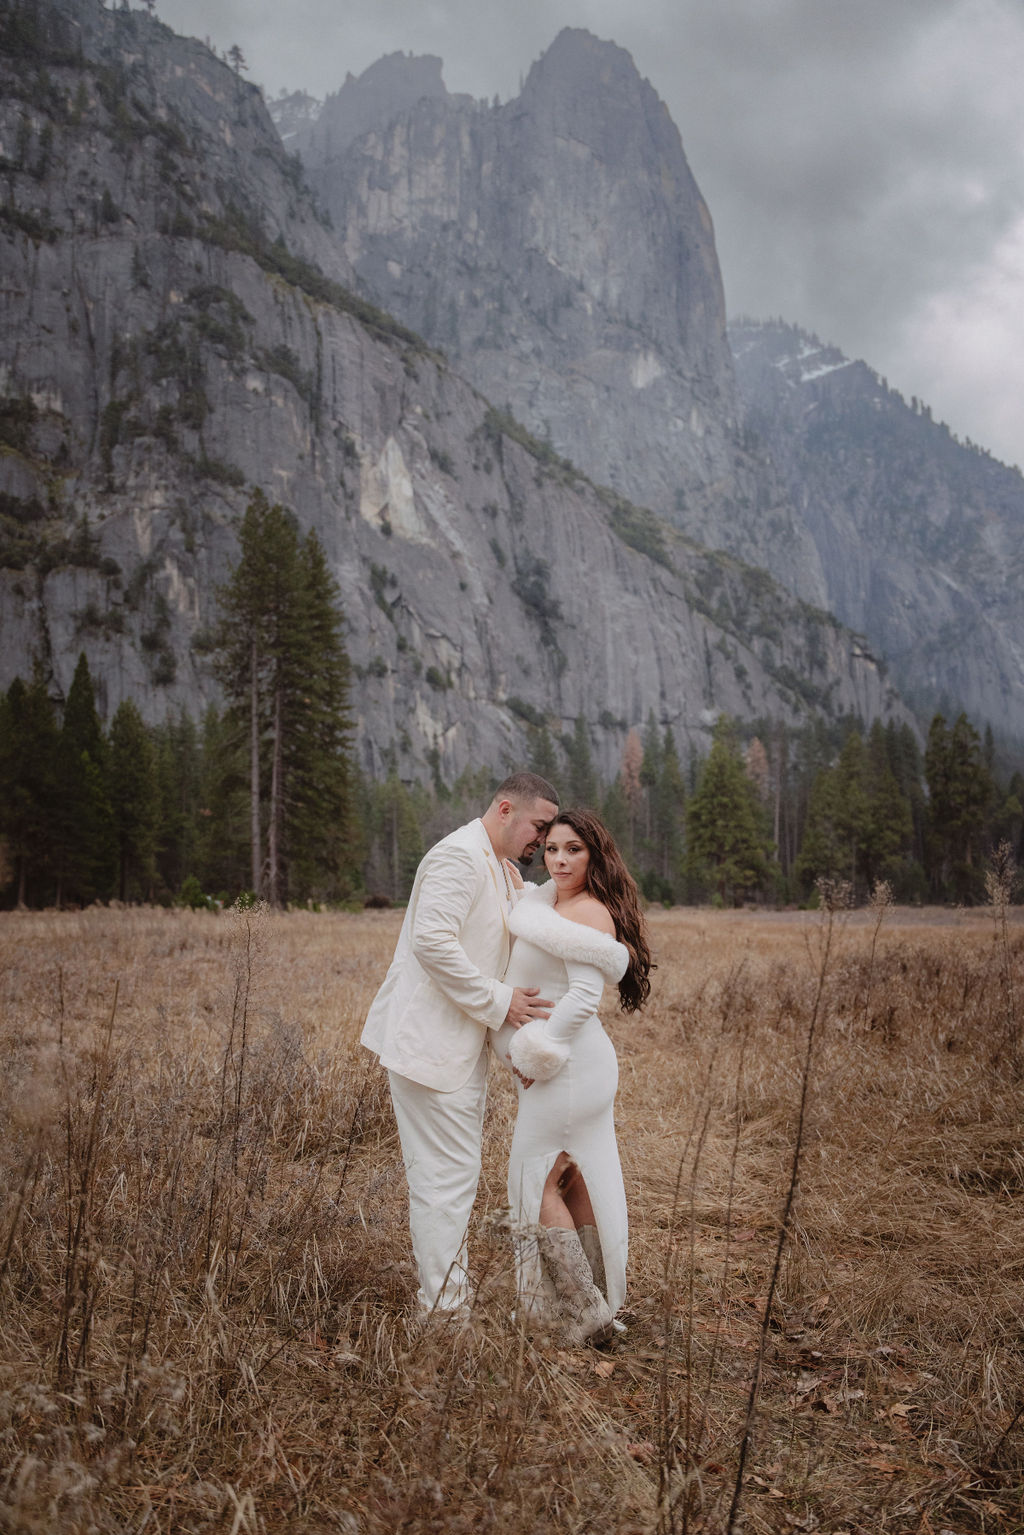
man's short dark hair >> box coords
[492,771,559,807]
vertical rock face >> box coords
[0,0,901,780]
[730,320,1024,743]
[299,33,758,530]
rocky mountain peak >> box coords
[285,51,448,163]
[509,27,718,354]
[297,27,742,545]
[519,26,640,101]
[519,27,677,156]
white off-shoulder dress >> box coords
[492,882,630,1316]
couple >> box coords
[360,771,651,1346]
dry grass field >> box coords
[1,896,1022,1534]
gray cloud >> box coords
[155,0,1024,468]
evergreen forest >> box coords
[2,499,1022,913]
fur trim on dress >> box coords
[509,883,629,982]
[507,1019,571,1082]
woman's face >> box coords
[544,822,591,898]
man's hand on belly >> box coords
[504,986,553,1027]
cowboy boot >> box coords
[579,1224,628,1335]
[577,1224,606,1299]
[536,1225,616,1348]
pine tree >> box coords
[285,528,357,899]
[924,713,993,901]
[654,727,687,892]
[795,763,844,890]
[216,491,356,905]
[1003,771,1024,865]
[564,715,598,809]
[154,708,201,897]
[886,720,927,869]
[109,700,160,901]
[216,492,301,900]
[257,505,303,904]
[619,728,643,863]
[54,653,116,906]
[194,704,248,898]
[528,725,560,788]
[766,723,789,874]
[789,715,837,867]
[638,709,663,843]
[687,721,774,905]
[601,774,631,857]
[862,719,913,892]
[796,726,911,899]
[832,730,870,889]
[367,759,424,901]
[0,672,60,906]
[745,737,770,804]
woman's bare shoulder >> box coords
[560,895,616,937]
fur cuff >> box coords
[508,1020,570,1082]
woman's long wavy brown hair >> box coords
[547,809,652,1012]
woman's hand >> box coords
[504,858,525,891]
[507,1054,534,1090]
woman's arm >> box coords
[507,959,604,1082]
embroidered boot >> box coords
[579,1224,627,1336]
[577,1224,606,1299]
[536,1225,616,1348]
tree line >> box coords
[580,709,1022,908]
[1,495,1021,910]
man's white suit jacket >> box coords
[360,818,515,1091]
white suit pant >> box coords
[388,1049,488,1312]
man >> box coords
[361,771,559,1314]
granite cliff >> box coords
[0,0,899,783]
[730,320,1024,748]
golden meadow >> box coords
[1,898,1021,1533]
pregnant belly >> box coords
[492,1020,520,1072]
[492,1014,613,1077]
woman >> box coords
[493,809,651,1346]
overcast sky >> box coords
[154,0,1024,471]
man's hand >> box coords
[504,986,553,1027]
